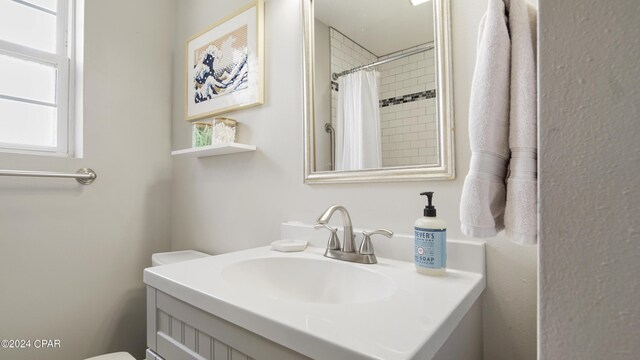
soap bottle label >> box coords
[414,227,446,269]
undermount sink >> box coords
[222,257,397,304]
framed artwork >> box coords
[185,0,264,121]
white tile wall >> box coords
[380,98,438,166]
[379,44,438,167]
[379,44,436,100]
[329,32,438,167]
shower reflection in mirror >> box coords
[305,0,454,183]
[313,6,438,172]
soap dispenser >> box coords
[414,192,447,275]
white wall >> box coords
[170,1,536,359]
[0,1,174,359]
[313,18,331,171]
[538,0,640,358]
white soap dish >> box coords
[271,239,308,252]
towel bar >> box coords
[0,168,97,185]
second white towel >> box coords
[460,0,538,245]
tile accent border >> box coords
[380,89,436,108]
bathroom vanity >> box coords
[144,284,309,360]
[144,223,485,360]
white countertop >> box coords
[144,245,485,360]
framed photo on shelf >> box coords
[185,0,264,121]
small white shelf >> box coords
[171,143,256,158]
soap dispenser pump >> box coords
[414,192,447,275]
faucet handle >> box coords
[359,229,394,255]
[314,223,341,250]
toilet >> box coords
[151,250,210,266]
[85,250,210,360]
[86,353,136,360]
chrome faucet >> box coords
[315,205,393,264]
[316,205,356,253]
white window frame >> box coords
[0,0,75,156]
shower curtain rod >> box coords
[0,168,97,185]
[332,45,434,80]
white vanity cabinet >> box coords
[146,283,483,360]
[146,286,310,360]
[143,245,485,359]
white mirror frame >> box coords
[302,0,455,184]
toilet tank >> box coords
[152,250,210,266]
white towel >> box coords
[460,0,538,244]
[460,0,511,238]
[504,0,538,244]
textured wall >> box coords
[0,1,174,359]
[538,0,640,358]
[170,1,537,359]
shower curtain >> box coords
[335,70,382,171]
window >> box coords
[0,0,75,155]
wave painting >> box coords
[193,25,249,103]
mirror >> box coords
[303,0,454,183]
